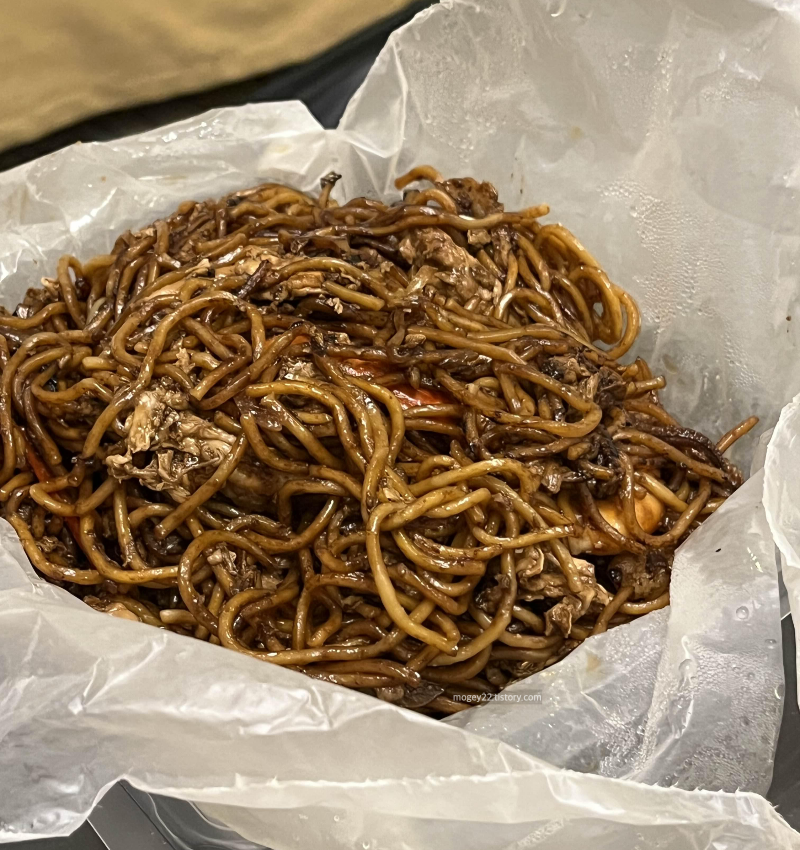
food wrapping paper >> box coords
[0,0,798,846]
[765,397,800,738]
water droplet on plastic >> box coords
[678,657,696,678]
[736,605,749,620]
[775,683,785,700]
[333,815,340,823]
[766,638,777,646]
[549,0,567,16]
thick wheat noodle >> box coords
[470,523,574,549]
[277,480,349,526]
[178,530,278,634]
[313,538,351,574]
[395,165,444,188]
[551,271,595,333]
[427,509,520,666]
[160,609,199,626]
[6,487,101,584]
[55,256,87,327]
[114,485,158,570]
[407,187,458,213]
[512,604,545,632]
[14,346,73,412]
[619,591,670,615]
[465,472,584,594]
[315,370,374,462]
[717,415,759,453]
[476,388,605,437]
[313,659,421,685]
[592,586,633,635]
[307,592,343,647]
[247,379,359,465]
[84,293,241,456]
[624,398,677,427]
[408,458,535,499]
[0,302,71,329]
[407,326,526,365]
[516,233,552,293]
[360,398,390,514]
[613,429,728,483]
[33,376,114,405]
[425,488,491,518]
[636,470,688,513]
[343,374,405,464]
[625,377,666,397]
[387,565,469,615]
[300,671,398,688]
[292,557,316,648]
[31,475,115,517]
[239,412,309,473]
[264,258,391,304]
[568,265,623,343]
[156,435,248,539]
[392,527,487,575]
[79,496,180,584]
[604,285,640,359]
[418,569,481,600]
[232,597,438,665]
[412,533,500,562]
[578,483,647,555]
[0,165,752,716]
[468,603,562,650]
[618,455,712,548]
[367,503,458,653]
[189,356,249,400]
[0,472,34,501]
[307,466,363,500]
[0,331,90,484]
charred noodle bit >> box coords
[0,166,753,716]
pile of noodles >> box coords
[0,166,755,715]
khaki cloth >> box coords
[0,1,413,151]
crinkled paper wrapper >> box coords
[0,0,798,847]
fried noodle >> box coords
[0,166,756,715]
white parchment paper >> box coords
[0,0,797,846]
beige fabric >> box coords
[0,0,414,152]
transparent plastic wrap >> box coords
[765,395,800,703]
[0,0,797,846]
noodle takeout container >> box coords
[1,0,799,846]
